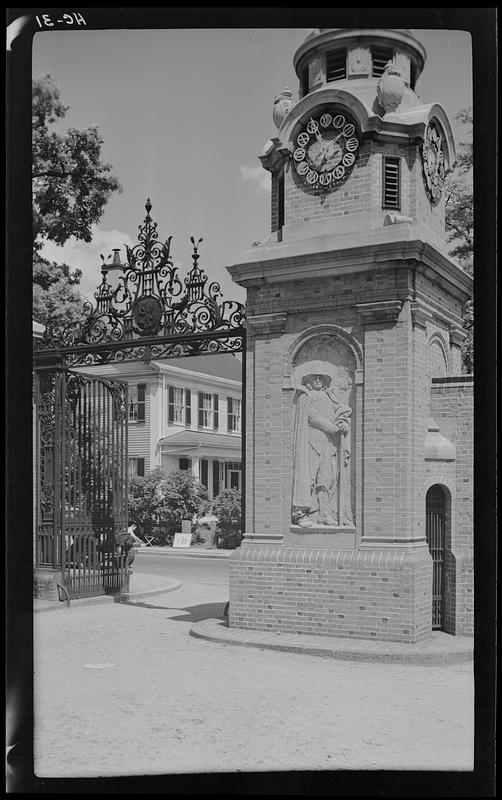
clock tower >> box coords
[227,29,473,644]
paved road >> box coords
[33,570,474,780]
[133,551,230,585]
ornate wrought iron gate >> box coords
[33,200,246,599]
[426,485,446,630]
[35,368,129,598]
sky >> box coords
[32,25,473,305]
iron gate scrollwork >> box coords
[34,200,246,598]
[35,369,130,598]
[35,200,246,368]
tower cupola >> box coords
[294,28,426,108]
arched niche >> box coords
[286,326,362,530]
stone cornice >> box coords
[227,225,472,303]
[356,300,402,325]
[246,312,287,336]
[259,137,291,174]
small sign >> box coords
[181,519,192,535]
[173,532,192,548]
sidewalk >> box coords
[34,571,473,665]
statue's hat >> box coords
[297,360,334,387]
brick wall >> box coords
[230,545,432,644]
[282,139,445,238]
[429,379,473,634]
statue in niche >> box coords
[292,363,353,528]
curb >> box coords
[34,578,181,612]
[34,595,116,613]
[116,578,181,602]
[189,619,474,665]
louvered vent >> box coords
[326,49,347,82]
[383,157,401,209]
[372,46,394,77]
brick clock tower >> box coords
[227,28,473,644]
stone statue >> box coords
[292,369,353,528]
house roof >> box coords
[155,354,242,382]
[158,430,241,451]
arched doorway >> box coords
[426,485,446,630]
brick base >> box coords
[33,567,64,601]
[229,541,433,644]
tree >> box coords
[32,73,122,254]
[445,107,473,372]
[128,468,208,546]
[33,253,86,330]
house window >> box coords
[129,384,146,422]
[179,457,192,472]
[372,46,394,77]
[128,457,145,478]
[227,397,241,433]
[168,386,191,426]
[198,392,219,430]
[326,48,347,82]
[382,156,401,209]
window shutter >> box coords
[201,459,208,489]
[198,392,204,428]
[137,458,145,477]
[227,397,233,432]
[185,389,191,426]
[168,386,174,422]
[326,48,347,81]
[212,460,220,497]
[372,46,394,77]
[382,157,401,209]
[137,384,146,422]
[213,394,219,430]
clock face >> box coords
[421,121,446,203]
[293,110,360,189]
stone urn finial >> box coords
[377,61,405,114]
[273,87,295,129]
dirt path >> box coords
[34,580,474,777]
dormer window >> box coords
[326,48,347,82]
[372,45,394,77]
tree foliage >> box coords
[445,107,473,275]
[445,107,473,373]
[128,468,208,546]
[32,73,122,253]
[33,253,86,330]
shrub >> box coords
[128,468,208,546]
[212,488,242,537]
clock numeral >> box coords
[319,172,332,186]
[294,147,306,162]
[345,137,359,152]
[342,152,355,168]
[297,161,309,176]
[306,169,319,184]
[343,123,355,137]
[334,165,345,180]
[307,119,319,135]
[320,113,332,128]
[297,132,310,148]
[333,114,345,129]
